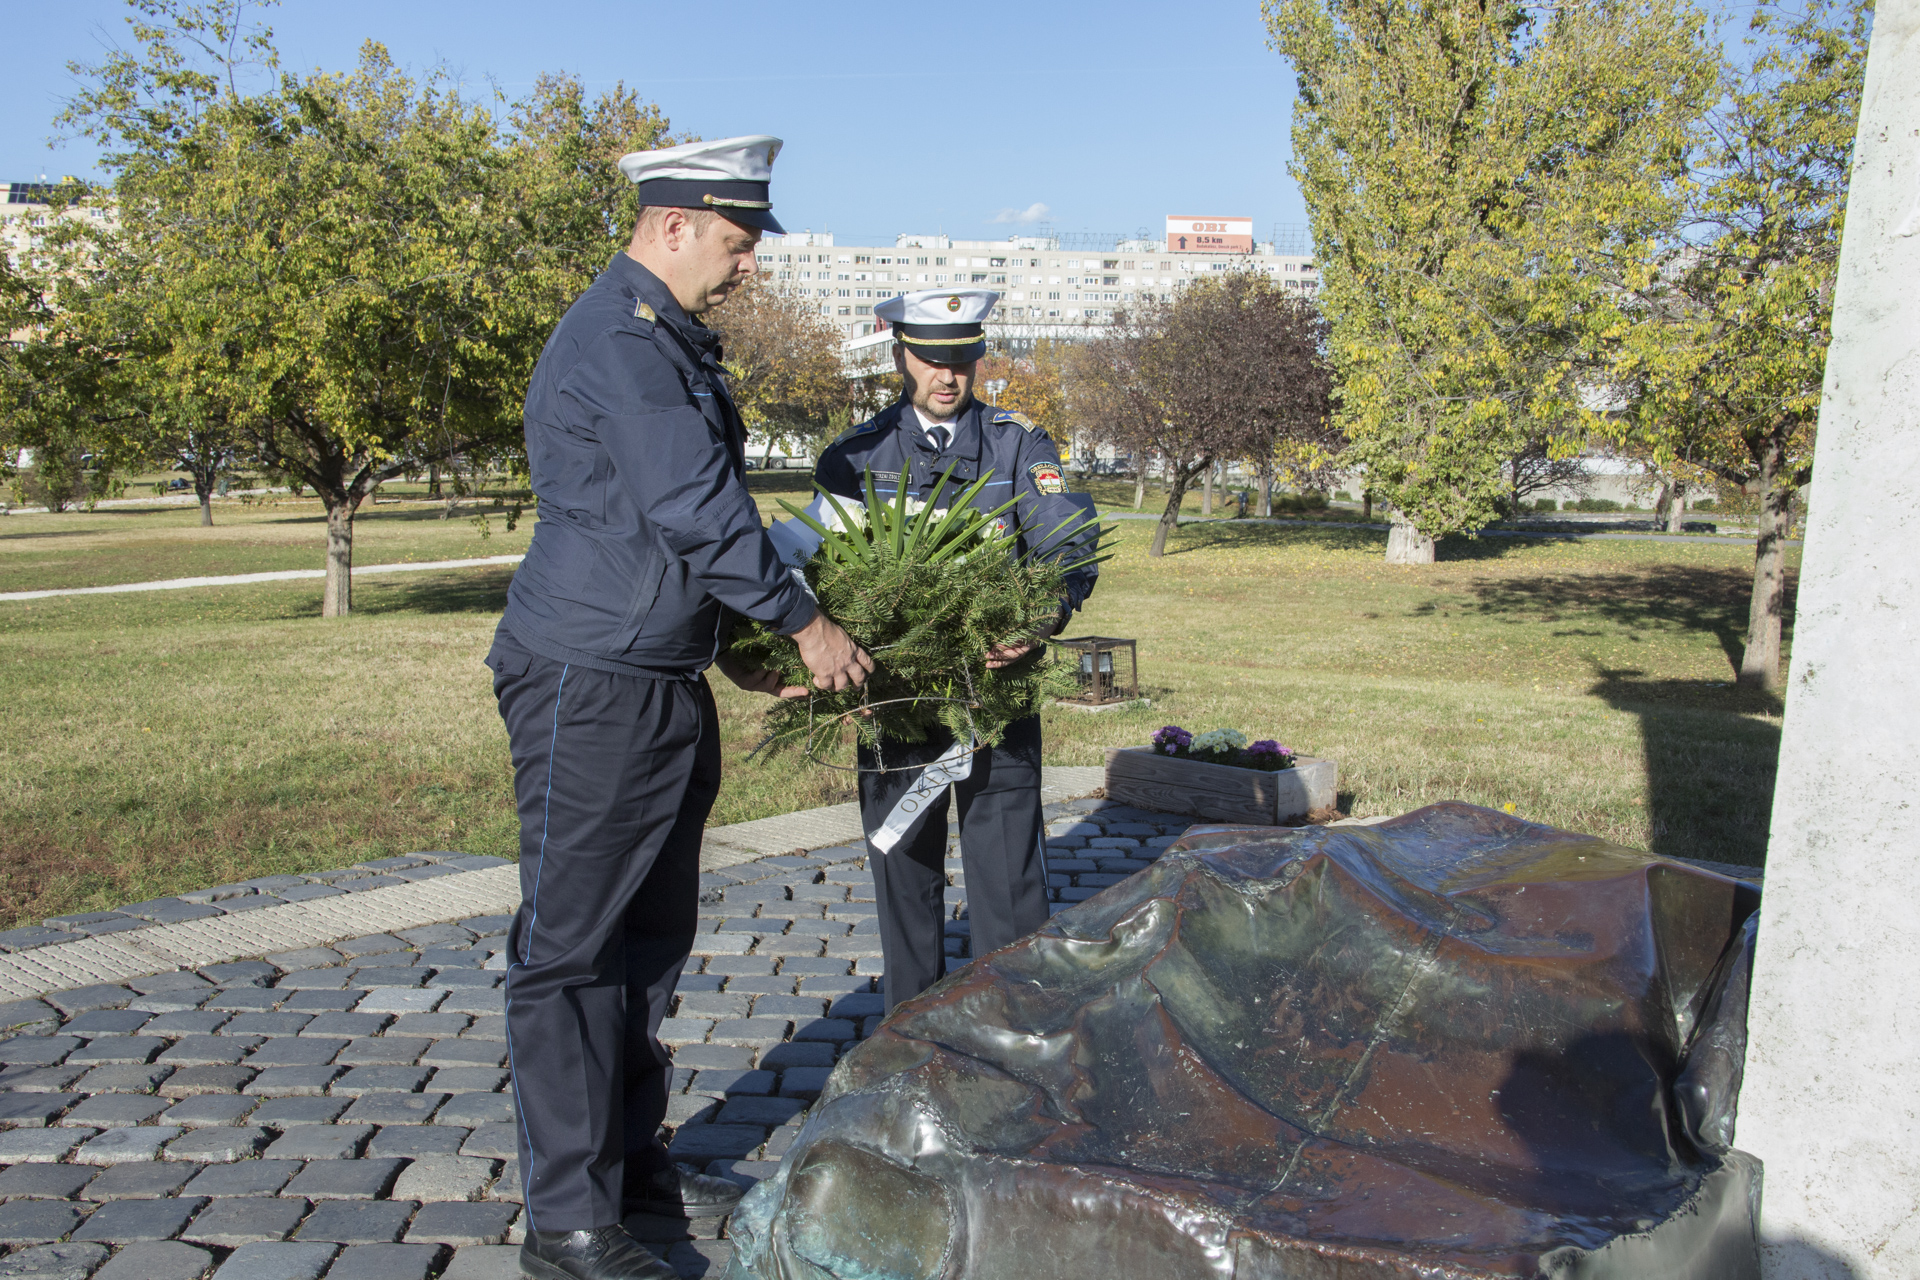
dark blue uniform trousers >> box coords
[488,632,719,1232]
[858,714,1051,1013]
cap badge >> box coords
[947,296,962,312]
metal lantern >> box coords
[1050,635,1139,706]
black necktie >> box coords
[928,426,950,452]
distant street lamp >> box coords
[984,378,1008,405]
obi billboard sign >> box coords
[1165,216,1254,254]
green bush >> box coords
[1692,499,1717,512]
[1532,498,1558,512]
[1573,498,1622,513]
[1334,490,1353,502]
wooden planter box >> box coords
[1103,746,1338,826]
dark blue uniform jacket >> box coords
[503,254,817,675]
[815,397,1099,616]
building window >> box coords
[837,306,851,315]
[916,256,928,265]
[1102,276,1118,286]
[855,289,871,298]
[1102,259,1119,269]
[990,274,1006,284]
[837,288,850,297]
[935,274,948,283]
[934,257,947,266]
[757,254,773,263]
[990,257,1006,267]
[855,305,872,315]
[854,255,871,264]
[1047,291,1060,300]
[970,272,988,283]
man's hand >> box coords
[987,613,1064,670]
[714,653,810,699]
[792,613,874,692]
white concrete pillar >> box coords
[1739,3,1920,1276]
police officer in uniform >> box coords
[814,288,1098,1014]
[490,136,871,1280]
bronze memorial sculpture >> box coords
[725,803,1762,1279]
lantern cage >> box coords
[1048,635,1139,706]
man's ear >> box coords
[892,344,907,378]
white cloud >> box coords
[991,202,1050,225]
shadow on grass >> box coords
[1157,522,1386,557]
[1588,667,1781,868]
[1467,563,1796,677]
[352,567,515,616]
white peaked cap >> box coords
[616,135,783,185]
[875,288,1001,327]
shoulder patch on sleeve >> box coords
[829,419,882,449]
[1028,461,1066,494]
[633,300,656,324]
[994,409,1038,432]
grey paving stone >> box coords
[176,884,255,906]
[44,985,133,1015]
[417,1040,504,1069]
[352,991,444,1017]
[75,1125,182,1165]
[90,1240,215,1280]
[63,1094,169,1128]
[778,1066,833,1099]
[276,991,359,1013]
[827,992,885,1019]
[438,1244,521,1280]
[265,951,345,977]
[61,918,152,937]
[121,900,223,925]
[0,1199,90,1243]
[146,1012,233,1037]
[425,1069,508,1094]
[294,1200,417,1245]
[0,1128,92,1163]
[209,1241,338,1280]
[322,1243,444,1280]
[433,991,502,1018]
[665,1095,719,1125]
[339,1092,444,1126]
[68,1037,165,1066]
[403,1201,516,1246]
[391,1156,493,1204]
[668,1045,754,1071]
[386,1014,468,1039]
[482,1160,519,1204]
[688,1069,773,1098]
[281,1158,405,1201]
[0,1093,79,1128]
[0,1034,78,1065]
[366,1125,467,1158]
[355,857,428,873]
[261,1123,372,1160]
[81,1160,198,1200]
[159,1065,258,1097]
[184,1196,310,1247]
[758,1041,834,1070]
[397,925,473,948]
[433,1094,512,1128]
[457,1124,516,1160]
[273,971,349,992]
[0,1065,87,1093]
[0,1242,109,1279]
[715,1096,806,1127]
[199,962,279,987]
[268,885,347,904]
[330,1066,432,1096]
[248,1097,349,1127]
[348,969,422,991]
[62,1010,151,1038]
[334,1038,430,1068]
[160,1035,264,1067]
[207,990,280,1012]
[0,1163,94,1199]
[456,1017,504,1042]
[335,936,406,959]
[244,1037,345,1067]
[161,1095,259,1128]
[761,1128,798,1161]
[666,1125,766,1162]
[792,1018,855,1043]
[298,1014,390,1039]
[421,972,496,993]
[458,916,511,938]
[165,1126,271,1163]
[244,1067,344,1097]
[71,1194,205,1241]
[182,1162,302,1199]
[225,1015,315,1039]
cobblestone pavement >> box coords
[0,796,1191,1279]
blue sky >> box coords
[3,0,1311,246]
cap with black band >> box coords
[876,288,1000,365]
[616,135,786,234]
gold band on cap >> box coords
[899,333,985,345]
[702,194,774,210]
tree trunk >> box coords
[1201,464,1213,517]
[1259,467,1273,518]
[1666,488,1687,534]
[323,499,358,618]
[428,463,440,499]
[199,493,213,526]
[1362,489,1373,521]
[1738,441,1792,691]
[1149,470,1193,557]
[1385,510,1436,564]
[1132,463,1146,511]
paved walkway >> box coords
[0,558,527,604]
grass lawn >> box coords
[0,497,1788,929]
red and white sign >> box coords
[1164,215,1254,254]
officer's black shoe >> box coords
[520,1226,676,1280]
[624,1162,745,1218]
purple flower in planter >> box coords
[1247,740,1295,767]
[1151,725,1192,755]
